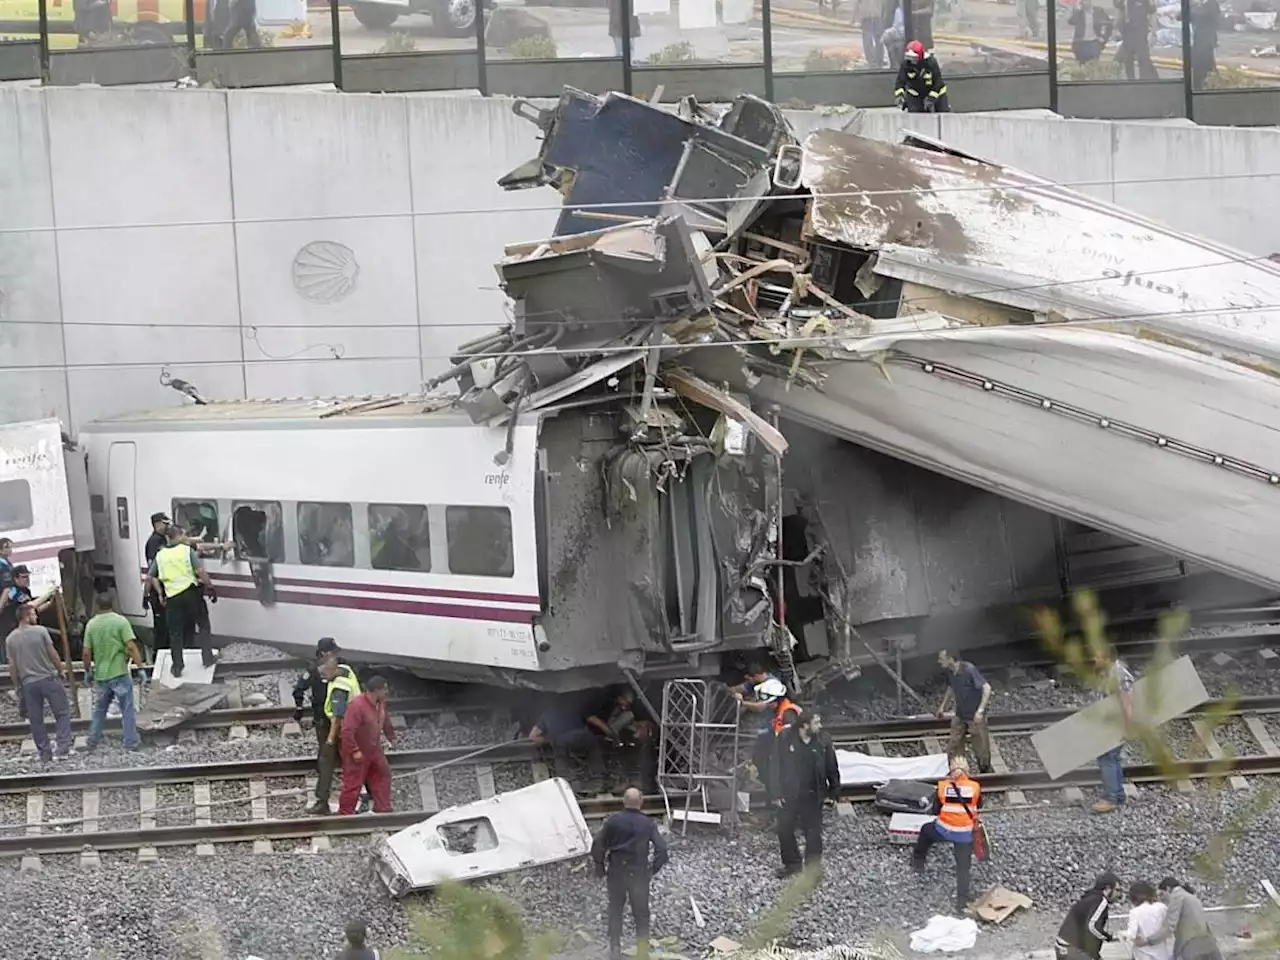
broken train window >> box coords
[232,500,285,563]
[297,501,355,568]
[437,817,498,855]
[445,506,514,578]
[369,503,431,573]
[171,500,219,543]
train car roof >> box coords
[80,394,481,431]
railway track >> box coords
[5,697,1280,861]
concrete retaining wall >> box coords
[1,87,1278,429]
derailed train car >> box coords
[82,89,1280,690]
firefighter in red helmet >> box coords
[894,40,950,112]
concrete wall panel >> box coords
[44,89,232,228]
[56,224,240,329]
[1,322,67,369]
[62,323,242,369]
[234,216,418,330]
[937,113,1116,203]
[243,357,422,398]
[0,371,70,427]
[227,91,411,220]
[0,88,60,329]
[66,363,248,428]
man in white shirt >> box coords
[1124,880,1173,960]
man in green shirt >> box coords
[83,593,145,751]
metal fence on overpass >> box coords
[0,0,1277,124]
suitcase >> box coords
[874,779,936,815]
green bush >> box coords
[1202,66,1268,89]
[508,34,558,59]
[1057,57,1123,81]
[377,31,418,53]
[387,883,562,960]
[647,40,696,64]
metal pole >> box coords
[37,0,50,83]
[761,0,774,102]
[1180,0,1194,119]
[329,0,344,90]
[475,0,488,96]
[54,590,79,719]
[184,0,197,76]
[621,0,633,95]
[1046,0,1058,113]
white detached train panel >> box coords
[83,410,543,673]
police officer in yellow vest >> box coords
[143,527,214,679]
[306,654,361,815]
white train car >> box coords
[80,395,776,690]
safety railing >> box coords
[1,0,1276,124]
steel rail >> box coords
[0,657,309,683]
[0,795,666,858]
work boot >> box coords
[305,800,328,816]
[911,857,925,873]
[1093,800,1117,814]
[776,864,801,879]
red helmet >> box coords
[905,40,925,60]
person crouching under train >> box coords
[895,40,950,113]
[338,675,397,815]
[773,709,839,877]
[912,755,981,912]
[732,664,801,805]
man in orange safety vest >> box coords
[912,755,982,912]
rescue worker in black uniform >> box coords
[894,40,950,113]
[1055,872,1121,960]
[143,513,171,663]
[772,709,840,877]
[592,787,669,960]
[292,636,344,746]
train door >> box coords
[108,442,144,616]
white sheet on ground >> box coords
[908,916,978,953]
[837,749,949,786]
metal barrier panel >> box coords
[658,678,742,827]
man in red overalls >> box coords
[338,675,396,815]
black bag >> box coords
[874,779,936,815]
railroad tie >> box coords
[1190,719,1249,791]
[225,680,245,710]
[25,792,43,837]
[476,763,496,800]
[277,676,295,710]
[82,790,101,834]
[140,786,157,832]
[1061,785,1085,806]
[194,782,215,857]
[250,779,269,822]
[866,740,887,757]
[253,838,273,855]
[229,724,249,741]
[79,845,100,869]
[531,761,550,782]
[390,714,407,731]
[986,737,1027,806]
[417,769,439,813]
[1244,716,1280,757]
[923,736,944,757]
[178,729,197,745]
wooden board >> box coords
[1030,656,1209,781]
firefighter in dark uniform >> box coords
[143,513,171,663]
[895,40,950,113]
[591,787,669,960]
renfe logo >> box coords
[1101,267,1191,303]
[484,473,510,486]
[0,439,53,471]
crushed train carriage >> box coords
[80,88,1280,690]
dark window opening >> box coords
[437,817,498,856]
[445,506,514,578]
[172,500,219,543]
[115,497,131,540]
[0,479,34,532]
[297,502,354,568]
[368,504,431,572]
[232,501,284,563]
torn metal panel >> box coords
[1030,655,1209,780]
[502,89,782,238]
[374,778,593,896]
[799,128,1280,367]
[488,350,647,425]
[663,369,789,457]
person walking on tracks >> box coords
[773,709,839,877]
[307,654,361,815]
[83,592,145,752]
[1092,646,1136,814]
[6,602,74,762]
[593,786,669,960]
[935,649,994,774]
[912,756,982,912]
[338,676,396,815]
[144,526,214,678]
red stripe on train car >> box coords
[213,585,534,624]
[10,544,72,563]
[206,571,539,606]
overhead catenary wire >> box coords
[2,167,1280,238]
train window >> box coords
[445,506,514,578]
[368,504,431,572]
[232,501,284,563]
[0,480,34,532]
[297,502,354,568]
[172,500,219,543]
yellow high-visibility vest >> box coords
[323,665,361,720]
[155,544,197,598]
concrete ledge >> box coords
[341,50,480,93]
[1058,78,1187,119]
[1193,87,1280,128]
[485,56,624,98]
[632,63,767,101]
[774,69,896,109]
[194,46,333,88]
[49,44,187,87]
[0,41,40,82]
